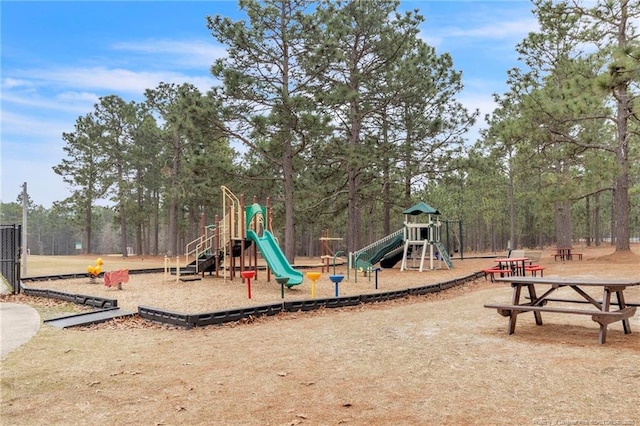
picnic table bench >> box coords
[482,267,513,282]
[524,265,545,276]
[484,276,640,344]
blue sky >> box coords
[1,1,538,209]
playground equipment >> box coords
[333,250,348,278]
[320,229,344,273]
[399,202,451,272]
[349,201,455,272]
[241,270,256,299]
[329,274,344,297]
[275,277,290,299]
[104,269,129,290]
[373,267,381,289]
[183,224,222,277]
[306,271,322,298]
[181,186,303,289]
[163,256,195,282]
[222,187,303,287]
[87,258,103,284]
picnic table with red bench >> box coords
[482,250,547,282]
[483,252,545,282]
[484,276,640,344]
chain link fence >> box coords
[1,224,21,294]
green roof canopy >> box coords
[402,201,440,216]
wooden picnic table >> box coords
[484,276,640,344]
[494,257,528,277]
[554,247,582,261]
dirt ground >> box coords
[1,245,640,425]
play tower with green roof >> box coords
[349,201,453,272]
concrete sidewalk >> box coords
[1,303,41,359]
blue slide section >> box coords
[246,230,304,287]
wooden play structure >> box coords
[320,229,344,273]
[181,186,303,287]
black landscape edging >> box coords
[22,273,92,282]
[360,289,410,304]
[138,305,191,328]
[21,284,118,308]
[408,284,441,295]
[283,298,332,312]
[21,268,165,283]
[188,303,283,328]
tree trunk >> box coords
[382,162,391,235]
[153,190,160,255]
[283,140,296,263]
[613,89,631,251]
[508,154,516,249]
[279,2,297,264]
[347,167,362,253]
[347,92,362,253]
[610,190,616,247]
[381,112,391,235]
[554,200,572,248]
[585,195,591,247]
[118,163,128,258]
[611,0,631,252]
[594,191,601,246]
[166,134,180,257]
[120,208,128,257]
[136,183,143,256]
[84,200,92,254]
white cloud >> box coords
[2,91,98,115]
[14,66,214,95]
[444,18,538,40]
[420,17,539,54]
[56,91,101,103]
[2,77,34,90]
[1,111,70,142]
[111,39,228,69]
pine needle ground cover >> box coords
[2,246,639,425]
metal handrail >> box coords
[221,185,242,241]
[333,250,347,278]
[185,229,216,273]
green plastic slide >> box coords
[246,229,303,287]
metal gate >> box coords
[1,224,21,294]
